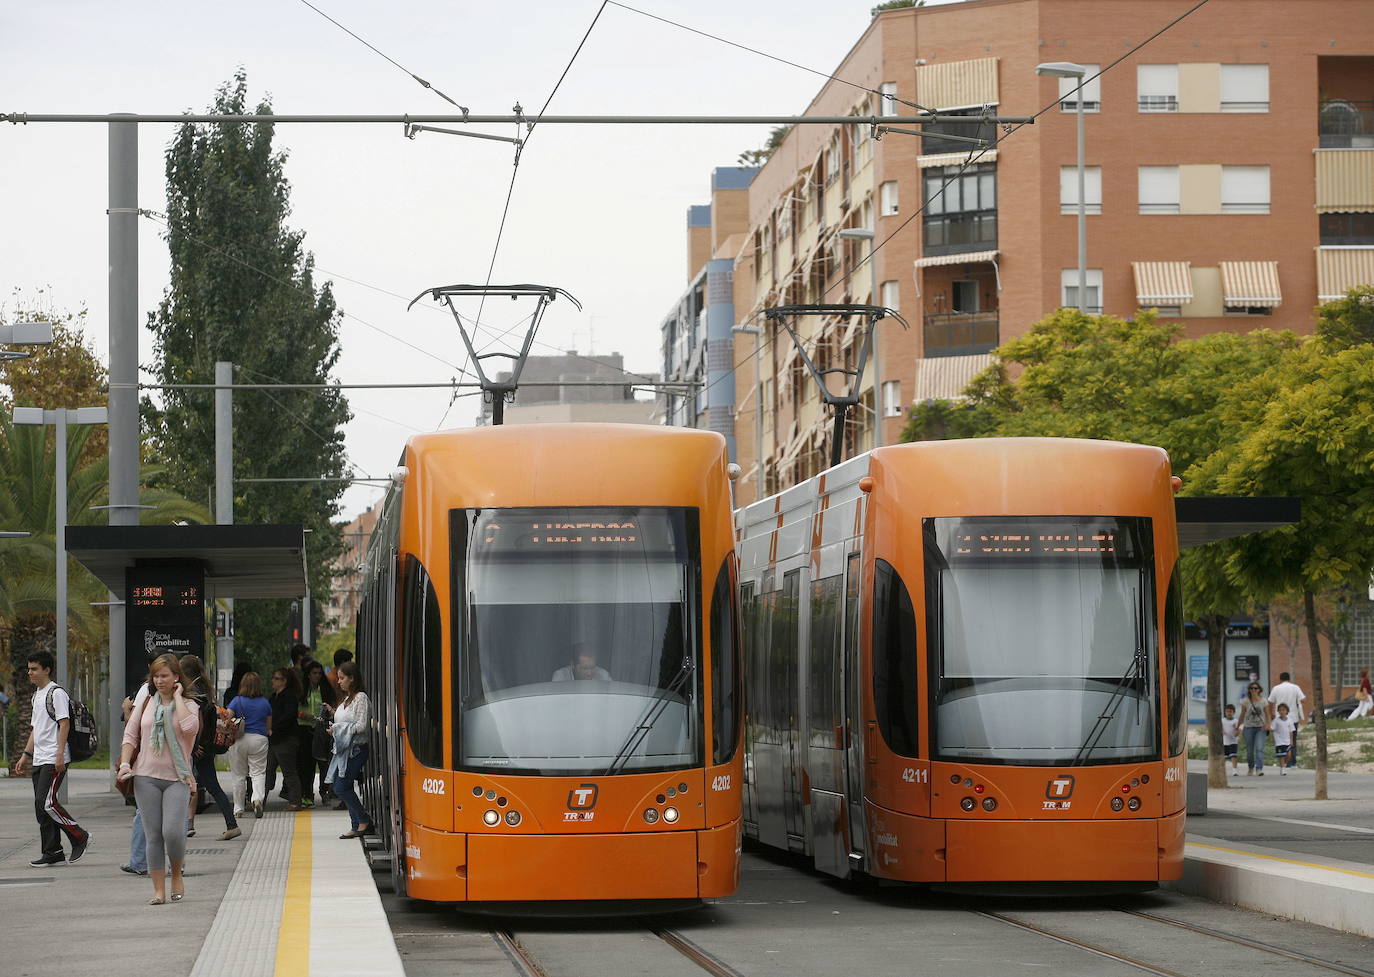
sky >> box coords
[1,0,961,521]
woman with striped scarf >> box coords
[117,653,201,906]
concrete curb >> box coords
[1170,836,1374,938]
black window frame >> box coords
[873,558,920,758]
[402,553,444,769]
[709,555,743,765]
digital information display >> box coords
[468,507,685,558]
[124,563,206,695]
[928,516,1150,565]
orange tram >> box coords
[356,424,744,910]
[737,438,1189,891]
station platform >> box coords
[1176,758,1374,937]
[0,769,403,977]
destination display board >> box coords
[927,516,1152,566]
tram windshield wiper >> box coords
[1071,600,1148,766]
[603,656,694,776]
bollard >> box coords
[1186,770,1208,815]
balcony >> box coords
[923,311,999,358]
[1320,100,1374,149]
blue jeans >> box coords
[129,809,147,871]
[1243,725,1266,772]
[333,744,372,831]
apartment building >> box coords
[477,350,656,426]
[662,0,1374,507]
[323,500,379,633]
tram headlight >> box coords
[1111,797,1125,812]
[483,810,500,826]
[960,797,976,812]
[643,808,660,824]
[663,806,680,823]
[981,797,997,812]
[1127,797,1141,812]
[505,810,521,826]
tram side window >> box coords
[403,555,444,769]
[873,560,920,757]
[1164,565,1187,757]
[710,558,742,764]
[809,575,842,747]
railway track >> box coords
[493,926,746,977]
[980,906,1374,977]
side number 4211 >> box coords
[711,775,732,791]
[901,767,928,784]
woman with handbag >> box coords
[227,672,272,819]
[179,656,241,841]
[297,660,337,807]
[117,653,200,906]
[324,662,374,840]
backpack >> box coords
[214,705,243,753]
[46,686,99,763]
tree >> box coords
[738,125,794,167]
[147,70,351,664]
[1187,337,1374,799]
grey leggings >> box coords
[133,775,190,869]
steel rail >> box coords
[5,112,1033,126]
[977,910,1189,977]
[491,930,549,977]
[1124,909,1374,977]
[655,928,748,977]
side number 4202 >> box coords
[711,775,732,791]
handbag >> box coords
[116,745,139,798]
[312,716,333,761]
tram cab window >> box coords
[873,560,920,757]
[454,507,702,776]
[403,555,444,769]
[924,516,1159,767]
[1164,565,1187,757]
[709,558,742,764]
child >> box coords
[1271,703,1297,774]
[1221,703,1240,776]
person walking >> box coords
[297,659,336,807]
[117,653,200,905]
[324,661,374,839]
[15,651,90,867]
[1238,682,1270,776]
[227,672,273,819]
[269,667,304,810]
[179,656,240,841]
[1267,672,1307,764]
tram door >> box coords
[781,569,806,847]
[842,552,866,861]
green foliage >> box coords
[1313,284,1374,350]
[314,624,355,663]
[738,125,793,167]
[147,70,351,663]
[872,0,921,15]
[898,397,990,442]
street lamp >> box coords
[1036,61,1089,312]
[837,226,882,448]
[13,406,109,687]
[0,320,55,361]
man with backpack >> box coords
[14,651,90,866]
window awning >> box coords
[915,353,994,402]
[1132,260,1193,306]
[915,249,999,269]
[1317,246,1374,301]
[1219,261,1282,307]
[918,149,999,169]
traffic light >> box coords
[289,600,302,644]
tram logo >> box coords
[567,784,599,810]
[1045,776,1076,800]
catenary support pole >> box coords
[215,361,234,692]
[107,114,138,789]
[55,410,68,688]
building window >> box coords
[1058,64,1101,112]
[1138,165,1181,214]
[880,82,898,116]
[1221,165,1270,214]
[881,280,900,311]
[1060,269,1104,313]
[921,107,998,157]
[1320,213,1374,246]
[882,380,903,417]
[1059,166,1103,215]
[1138,64,1179,112]
[1220,64,1269,112]
[923,163,997,255]
[1223,304,1274,317]
[880,180,899,216]
[826,135,841,187]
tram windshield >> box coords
[925,516,1159,766]
[455,506,701,776]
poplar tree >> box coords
[147,70,351,661]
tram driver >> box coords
[552,646,611,682]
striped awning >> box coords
[1315,150,1374,214]
[1317,247,1374,301]
[1219,261,1282,308]
[915,353,995,403]
[918,149,999,169]
[1132,261,1193,306]
[915,249,999,269]
[916,58,999,111]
